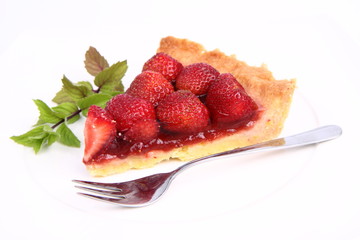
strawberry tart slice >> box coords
[83,36,296,177]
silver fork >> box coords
[73,125,342,207]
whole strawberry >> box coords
[175,63,220,95]
[126,71,174,106]
[206,74,258,125]
[105,94,156,133]
[215,73,246,92]
[156,90,210,134]
[124,118,160,143]
[142,52,183,82]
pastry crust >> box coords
[85,36,296,177]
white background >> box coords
[1,0,360,239]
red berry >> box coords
[83,105,117,162]
[216,73,246,92]
[206,74,258,125]
[156,90,210,134]
[175,63,220,95]
[142,52,183,81]
[126,71,174,106]
[124,119,160,143]
[105,94,156,132]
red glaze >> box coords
[89,110,260,163]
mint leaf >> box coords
[34,99,62,124]
[62,76,93,101]
[52,88,75,104]
[52,102,80,124]
[84,46,109,76]
[77,81,94,94]
[56,123,80,147]
[77,93,113,116]
[11,45,129,153]
[98,89,122,97]
[53,76,94,104]
[10,125,58,153]
[94,60,127,93]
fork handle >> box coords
[174,125,342,174]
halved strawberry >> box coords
[175,63,220,95]
[142,52,183,82]
[156,90,210,134]
[126,70,174,106]
[83,105,117,162]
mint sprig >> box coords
[11,47,128,153]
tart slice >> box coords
[83,36,296,177]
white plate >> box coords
[3,1,360,237]
[24,90,318,222]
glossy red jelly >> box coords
[92,111,260,163]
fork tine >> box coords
[75,185,124,198]
[72,179,123,191]
[77,192,126,204]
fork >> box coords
[73,125,342,207]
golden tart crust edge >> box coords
[85,36,296,177]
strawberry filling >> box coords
[91,111,260,162]
[83,53,260,164]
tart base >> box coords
[85,36,296,177]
